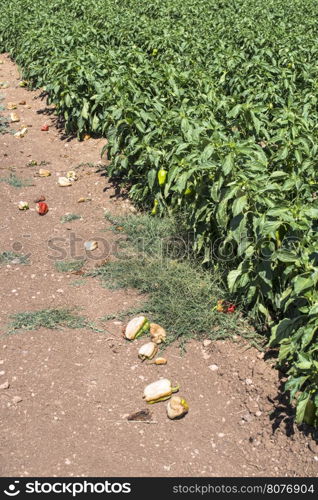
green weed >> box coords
[54,259,85,273]
[0,251,29,265]
[60,213,82,224]
[0,173,33,188]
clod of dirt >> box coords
[0,381,10,390]
[7,102,17,110]
[127,409,152,422]
[34,195,46,203]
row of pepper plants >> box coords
[1,0,318,425]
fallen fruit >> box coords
[38,168,51,177]
[7,102,17,110]
[18,80,28,87]
[58,176,72,187]
[18,201,29,210]
[167,396,189,419]
[66,170,78,181]
[41,124,49,131]
[14,127,28,138]
[10,112,20,122]
[154,357,167,365]
[123,316,150,340]
[84,240,98,251]
[143,379,179,403]
[215,299,236,313]
[83,134,91,141]
[150,323,167,344]
[36,202,49,215]
[138,342,158,361]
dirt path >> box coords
[0,53,317,478]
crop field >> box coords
[1,0,318,427]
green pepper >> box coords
[151,199,158,215]
[184,186,193,196]
[158,168,167,186]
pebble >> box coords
[245,378,253,385]
[0,370,5,376]
[217,433,225,438]
[208,364,219,371]
[0,380,10,390]
[202,352,211,360]
[203,339,212,347]
[12,396,22,404]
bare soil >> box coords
[0,53,317,477]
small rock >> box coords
[84,240,98,251]
[255,410,262,417]
[19,100,26,105]
[257,352,265,359]
[242,413,254,423]
[217,433,225,438]
[203,339,212,347]
[245,378,253,385]
[202,352,211,360]
[208,364,219,371]
[0,381,10,390]
[0,370,5,376]
[12,396,22,404]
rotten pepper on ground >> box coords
[36,202,49,215]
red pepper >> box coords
[227,304,236,313]
[36,202,49,215]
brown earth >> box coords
[0,53,318,478]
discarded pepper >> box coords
[36,202,49,215]
[150,323,167,344]
[123,316,150,340]
[167,396,189,419]
[138,342,158,361]
[143,379,179,404]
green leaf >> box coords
[232,195,248,217]
[222,153,234,176]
